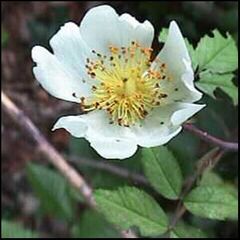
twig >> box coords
[2,91,95,207]
[183,123,238,152]
[170,204,186,229]
[170,147,225,229]
[69,155,149,186]
[1,91,138,238]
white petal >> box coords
[135,20,154,47]
[157,21,191,70]
[79,111,134,138]
[80,5,121,54]
[53,111,137,159]
[80,5,154,54]
[119,14,154,48]
[76,111,137,159]
[136,126,182,148]
[181,58,203,101]
[131,108,180,147]
[49,22,92,85]
[131,102,205,147]
[52,115,87,137]
[171,103,205,126]
[32,46,90,102]
[152,21,202,103]
[87,136,138,159]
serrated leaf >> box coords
[141,146,183,199]
[196,71,238,105]
[94,186,168,236]
[159,28,197,70]
[170,222,207,238]
[71,209,120,238]
[195,29,238,73]
[27,163,73,220]
[184,185,238,220]
[1,220,38,238]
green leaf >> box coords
[26,163,73,220]
[200,171,223,186]
[170,222,207,238]
[184,185,238,220]
[94,186,168,236]
[1,220,38,238]
[200,170,238,198]
[195,29,238,73]
[221,183,238,198]
[71,209,121,238]
[196,71,238,105]
[159,28,197,70]
[158,28,168,42]
[141,146,183,199]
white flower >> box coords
[31,5,205,159]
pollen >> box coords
[82,41,169,126]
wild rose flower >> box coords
[32,5,205,159]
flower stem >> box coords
[183,123,238,151]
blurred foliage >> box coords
[27,162,74,221]
[71,209,121,238]
[1,220,38,238]
[1,27,8,47]
[2,1,238,238]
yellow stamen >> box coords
[82,41,168,126]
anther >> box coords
[160,93,168,98]
[90,72,96,78]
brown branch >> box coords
[2,91,95,207]
[170,147,225,229]
[170,204,186,229]
[183,123,238,152]
[69,155,149,187]
[1,91,138,238]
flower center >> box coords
[82,41,169,126]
